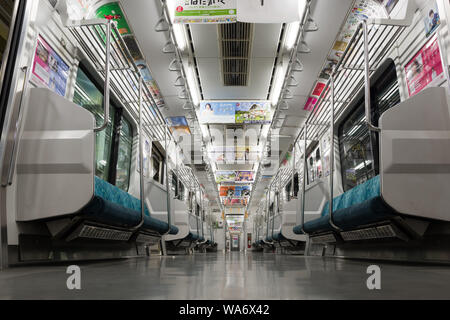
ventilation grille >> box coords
[219,22,254,86]
[68,225,133,242]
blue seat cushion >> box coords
[293,176,396,234]
[272,232,285,241]
[82,177,178,235]
[185,232,200,241]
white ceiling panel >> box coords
[197,57,275,100]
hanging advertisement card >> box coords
[32,36,69,97]
[236,171,254,183]
[199,101,236,124]
[423,1,441,37]
[215,171,236,183]
[405,34,445,97]
[235,101,272,124]
[174,0,237,24]
[166,116,191,139]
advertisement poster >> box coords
[304,97,317,111]
[423,2,441,37]
[223,198,247,206]
[174,0,237,24]
[95,2,165,107]
[32,36,69,97]
[220,186,251,197]
[216,171,254,183]
[215,171,237,183]
[199,101,236,124]
[320,134,331,177]
[166,116,191,137]
[405,34,445,97]
[236,171,254,183]
[235,101,272,124]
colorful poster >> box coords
[166,116,191,137]
[235,101,272,124]
[215,171,236,183]
[32,36,69,97]
[174,0,237,24]
[304,97,317,111]
[423,2,441,37]
[312,82,326,96]
[95,2,131,35]
[405,35,445,97]
[220,186,251,197]
[199,101,236,124]
[95,2,165,108]
[236,171,254,182]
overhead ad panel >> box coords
[199,101,272,124]
[173,0,237,24]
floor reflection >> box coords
[1,253,450,299]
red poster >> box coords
[312,82,326,96]
[304,97,317,111]
[405,35,445,97]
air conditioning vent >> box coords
[219,22,254,87]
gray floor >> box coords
[1,252,450,299]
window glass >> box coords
[116,117,133,191]
[339,60,400,192]
[340,105,374,191]
[307,146,322,184]
[73,67,114,181]
[152,143,165,185]
[0,0,14,71]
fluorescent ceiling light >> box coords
[270,65,285,106]
[284,22,300,50]
[186,65,200,106]
[298,0,308,23]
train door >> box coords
[231,235,240,252]
[0,0,27,269]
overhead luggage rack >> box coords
[66,19,167,142]
[299,21,409,144]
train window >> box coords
[285,173,299,201]
[307,146,322,184]
[152,143,165,185]
[339,59,400,192]
[115,117,133,191]
[172,171,184,200]
[0,0,14,71]
[74,67,115,181]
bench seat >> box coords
[81,177,179,235]
[293,176,396,235]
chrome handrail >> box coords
[94,19,112,133]
[131,76,146,231]
[328,73,341,231]
[2,66,28,187]
[363,20,381,133]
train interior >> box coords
[1,0,450,300]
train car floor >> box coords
[0,252,450,299]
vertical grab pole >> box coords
[291,143,296,199]
[162,124,173,236]
[300,124,308,234]
[328,73,340,231]
[133,75,146,230]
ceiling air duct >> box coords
[218,22,254,87]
